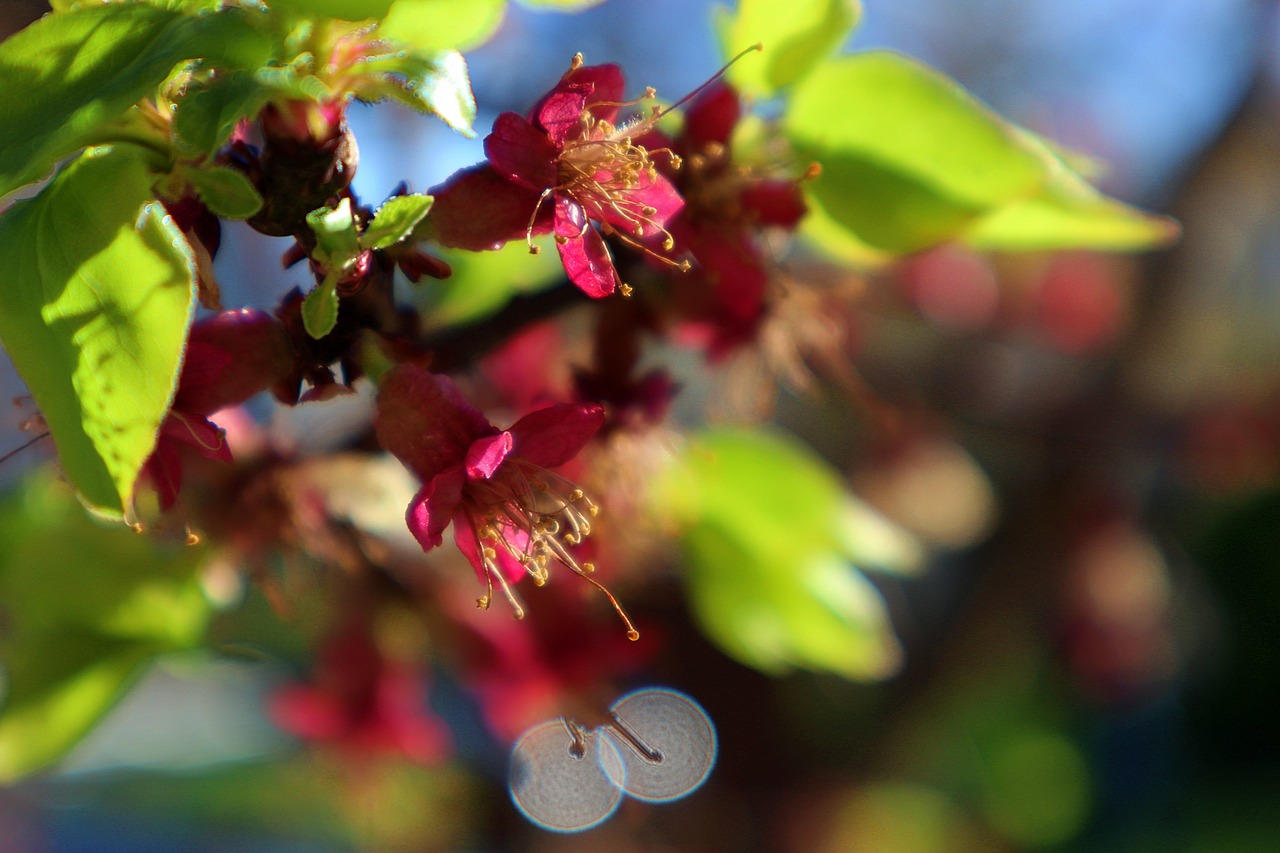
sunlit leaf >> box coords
[717,0,860,96]
[307,198,362,264]
[379,0,507,53]
[799,199,891,267]
[417,238,563,329]
[182,164,264,219]
[268,0,396,21]
[302,278,341,340]
[787,51,1175,254]
[515,0,607,9]
[0,4,271,199]
[0,472,211,781]
[360,49,476,135]
[964,156,1180,250]
[0,147,196,516]
[657,428,917,679]
[362,193,434,250]
[174,70,272,155]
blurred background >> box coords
[3,0,1280,850]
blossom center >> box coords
[463,459,639,640]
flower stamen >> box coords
[465,459,638,639]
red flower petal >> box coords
[587,168,684,240]
[507,403,605,469]
[534,63,625,143]
[376,365,498,483]
[453,515,527,585]
[683,82,741,150]
[176,308,291,416]
[534,80,594,146]
[485,111,559,190]
[685,226,769,321]
[406,469,465,552]
[739,180,808,230]
[465,431,514,480]
[142,436,184,512]
[426,164,551,251]
[554,197,618,297]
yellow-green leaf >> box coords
[787,51,1177,255]
[657,428,916,679]
[0,472,210,781]
[380,0,507,53]
[717,0,861,96]
[0,147,196,516]
[0,4,272,199]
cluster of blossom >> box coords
[145,50,839,761]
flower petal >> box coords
[591,168,684,239]
[683,82,741,150]
[508,403,605,469]
[465,431,514,480]
[554,197,618,297]
[376,365,498,483]
[425,164,551,251]
[406,468,465,552]
[485,111,559,190]
[739,180,808,230]
[453,515,527,585]
[534,63,625,143]
[176,308,292,416]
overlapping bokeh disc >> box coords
[601,687,718,802]
[508,720,626,832]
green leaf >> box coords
[181,164,264,219]
[799,198,891,267]
[302,277,341,339]
[656,428,917,679]
[268,0,396,21]
[361,193,434,250]
[685,531,903,679]
[787,51,1176,254]
[0,147,196,517]
[173,70,272,155]
[963,153,1180,250]
[379,0,507,53]
[515,0,607,8]
[363,49,476,135]
[717,0,860,96]
[0,472,211,781]
[307,198,361,265]
[415,238,562,328]
[0,4,272,199]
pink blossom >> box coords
[426,56,686,298]
[374,365,638,638]
[141,309,292,510]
